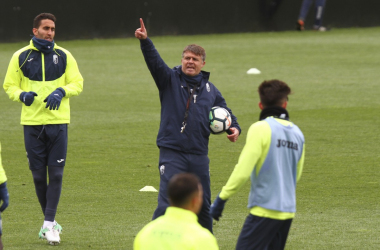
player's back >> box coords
[133,207,219,250]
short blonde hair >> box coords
[182,44,206,61]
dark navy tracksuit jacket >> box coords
[140,38,241,232]
[140,38,241,154]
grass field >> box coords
[0,27,379,249]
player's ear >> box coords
[258,102,264,110]
[282,101,287,109]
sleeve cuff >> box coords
[57,87,66,97]
[219,191,229,201]
[140,37,151,44]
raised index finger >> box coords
[140,18,146,32]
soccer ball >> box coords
[209,107,231,134]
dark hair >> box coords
[258,80,291,107]
[168,173,201,207]
[33,13,56,28]
[182,44,206,61]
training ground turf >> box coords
[0,27,379,249]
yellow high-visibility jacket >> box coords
[220,118,305,220]
[0,143,7,185]
[134,207,219,250]
[3,39,83,125]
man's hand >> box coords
[20,91,38,106]
[0,182,9,212]
[135,18,148,40]
[227,127,239,142]
[44,87,66,110]
[210,195,227,221]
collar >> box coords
[31,37,55,53]
[174,65,210,82]
[180,70,203,84]
[259,106,290,121]
[164,207,198,222]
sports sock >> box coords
[44,166,64,222]
[31,168,48,215]
[43,220,55,229]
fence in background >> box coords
[1,0,379,42]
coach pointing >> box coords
[135,18,241,232]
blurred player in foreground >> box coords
[0,143,9,250]
[134,173,219,250]
[135,18,240,232]
[3,13,83,245]
[210,80,305,250]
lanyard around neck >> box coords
[180,81,199,133]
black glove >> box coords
[44,87,66,110]
[20,91,38,106]
[0,182,9,212]
[210,194,227,221]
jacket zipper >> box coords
[42,53,45,82]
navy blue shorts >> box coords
[24,125,68,170]
[152,147,213,232]
[236,214,293,250]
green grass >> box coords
[1,27,380,249]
